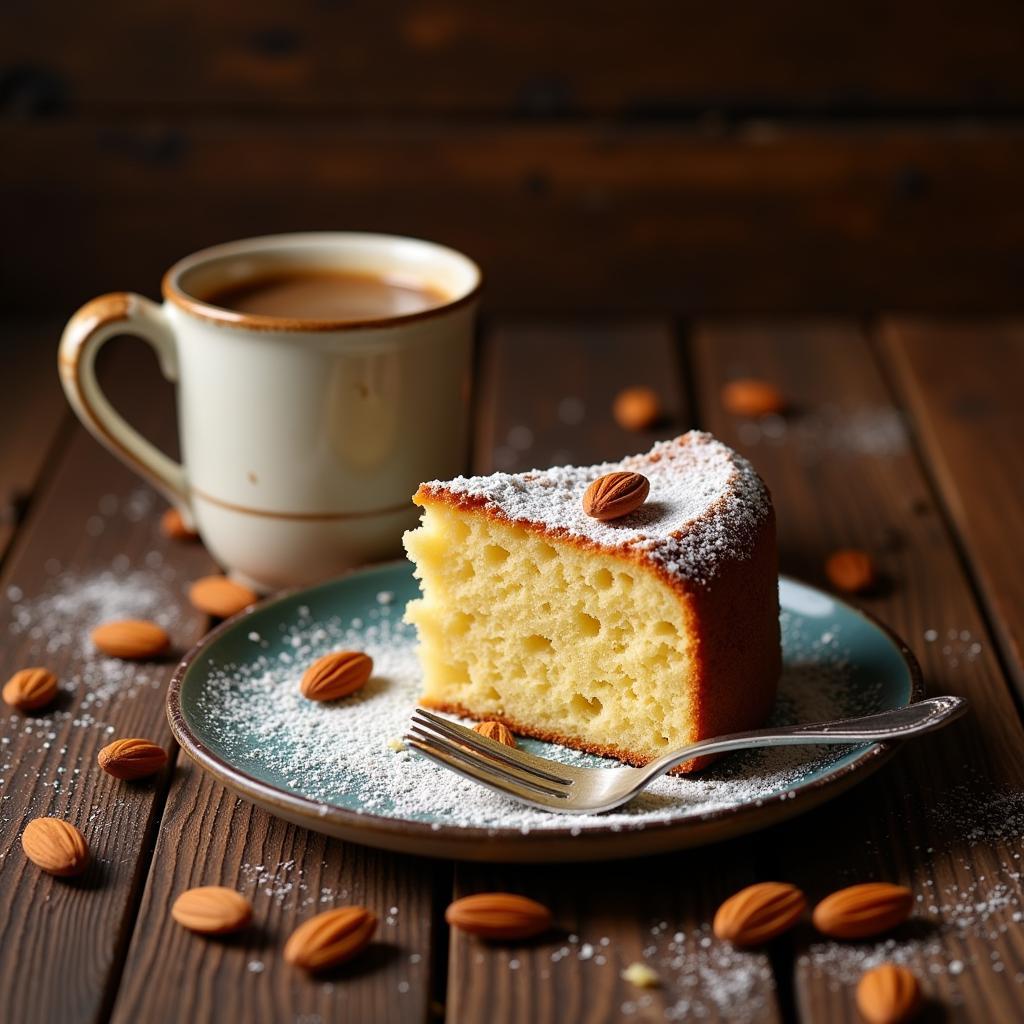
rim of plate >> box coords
[166,563,924,858]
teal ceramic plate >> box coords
[167,563,922,862]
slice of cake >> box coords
[402,432,780,772]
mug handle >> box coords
[58,292,193,525]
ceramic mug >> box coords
[58,232,481,592]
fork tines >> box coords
[404,708,573,801]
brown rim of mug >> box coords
[161,250,483,334]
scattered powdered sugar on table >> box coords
[422,431,771,586]
[196,596,877,834]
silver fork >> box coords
[403,696,968,814]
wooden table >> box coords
[2,316,1023,1023]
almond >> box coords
[172,886,252,934]
[473,721,517,748]
[613,386,661,431]
[301,650,374,701]
[445,892,552,940]
[161,507,199,541]
[856,963,922,1024]
[813,883,913,939]
[284,906,378,971]
[91,619,169,659]
[583,471,650,521]
[825,549,877,594]
[188,576,258,619]
[98,737,169,780]
[713,882,806,946]
[722,378,786,418]
[22,817,89,877]
[3,667,59,711]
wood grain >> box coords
[8,121,1024,314]
[447,322,784,1024]
[0,317,70,564]
[4,1,1024,113]
[0,339,212,1023]
[692,323,1024,1023]
[879,320,1024,698]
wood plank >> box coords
[447,322,784,1024]
[0,317,70,564]
[6,121,1024,315]
[878,320,1024,697]
[3,1,1024,113]
[692,323,1024,1023]
[0,339,212,1023]
[110,762,442,1024]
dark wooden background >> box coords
[4,1,1024,317]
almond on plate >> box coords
[445,893,552,940]
[856,963,922,1024]
[172,886,252,935]
[188,576,258,619]
[582,471,650,521]
[300,651,373,701]
[284,906,378,971]
[22,817,89,877]
[160,507,199,541]
[812,882,913,939]
[613,386,661,431]
[825,549,877,594]
[713,882,806,946]
[98,737,169,780]
[721,378,786,418]
[3,667,59,711]
[473,721,517,748]
[91,619,170,659]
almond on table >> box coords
[284,906,378,971]
[300,651,374,701]
[721,378,786,418]
[22,817,89,877]
[613,386,661,431]
[172,886,252,935]
[825,549,877,594]
[812,882,913,939]
[856,963,922,1024]
[91,619,170,659]
[713,882,806,946]
[473,720,517,748]
[3,667,59,711]
[445,893,552,940]
[160,506,199,541]
[582,471,650,521]
[188,576,258,618]
[98,737,169,780]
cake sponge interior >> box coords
[404,501,699,762]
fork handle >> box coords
[644,695,968,778]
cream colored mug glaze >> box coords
[59,233,481,592]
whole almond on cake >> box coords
[445,893,552,940]
[91,620,169,659]
[300,651,373,701]
[473,720,517,748]
[3,667,58,711]
[189,576,257,618]
[613,386,661,431]
[160,507,199,541]
[403,432,780,773]
[713,882,806,945]
[22,817,89,877]
[721,378,786,417]
[583,471,650,521]
[856,964,922,1024]
[813,883,913,939]
[172,886,252,934]
[284,906,378,971]
[98,737,169,780]
[825,549,877,594]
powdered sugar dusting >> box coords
[194,593,881,835]
[423,432,771,586]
